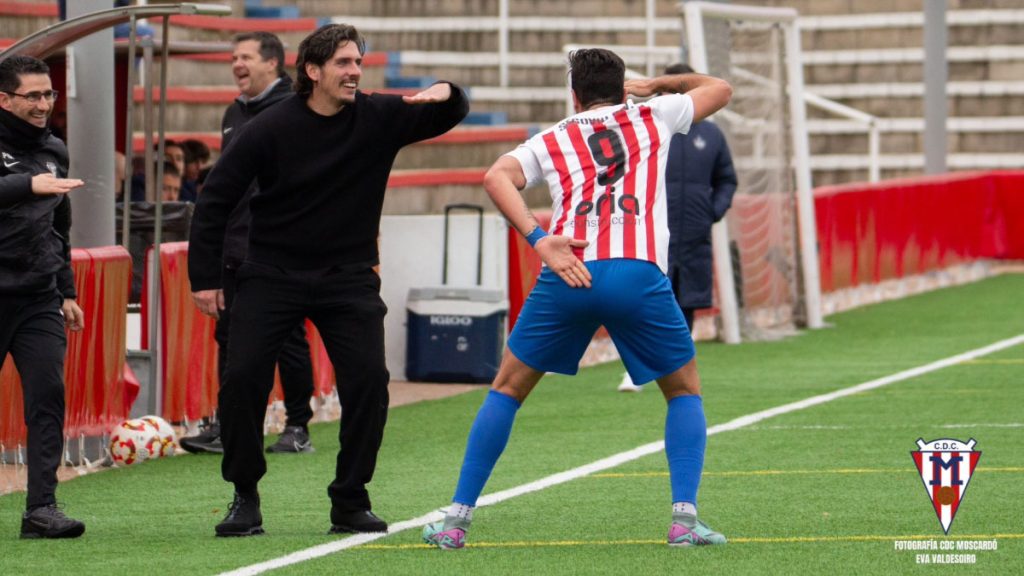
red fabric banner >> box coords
[141,243,336,423]
[0,246,132,445]
[506,211,551,331]
[814,171,1023,292]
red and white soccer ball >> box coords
[109,418,162,466]
[139,415,177,457]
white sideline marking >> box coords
[218,333,1024,576]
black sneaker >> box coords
[215,492,264,537]
[329,509,388,534]
[180,422,223,454]
[265,426,314,454]
[21,504,86,539]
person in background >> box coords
[179,31,317,457]
[0,54,86,539]
[114,150,126,201]
[164,140,195,202]
[160,160,182,202]
[181,138,210,196]
[618,62,737,393]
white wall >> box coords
[379,214,509,380]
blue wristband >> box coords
[525,226,548,247]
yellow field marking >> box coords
[361,533,1024,551]
[959,359,1024,365]
[592,467,1024,479]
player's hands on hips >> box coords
[403,82,452,104]
[536,236,592,288]
[32,173,84,195]
[193,289,225,319]
[624,79,656,98]
[61,299,84,331]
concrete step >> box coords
[803,46,1024,85]
[806,80,1024,118]
[262,0,685,18]
[0,0,57,39]
[799,10,1024,52]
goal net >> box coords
[682,1,823,342]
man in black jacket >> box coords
[0,55,86,539]
[189,24,469,537]
[618,63,737,392]
[179,31,317,456]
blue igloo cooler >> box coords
[405,286,507,383]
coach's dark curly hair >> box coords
[294,24,366,97]
[568,48,625,110]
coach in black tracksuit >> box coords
[188,24,469,537]
[0,55,85,539]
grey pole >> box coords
[923,2,948,174]
[66,0,116,247]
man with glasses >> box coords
[0,55,86,539]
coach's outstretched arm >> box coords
[484,156,591,288]
[625,73,732,123]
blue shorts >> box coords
[508,258,696,384]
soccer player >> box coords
[423,48,732,549]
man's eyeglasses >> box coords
[2,90,59,103]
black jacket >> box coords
[665,121,737,309]
[0,108,75,298]
[220,74,294,265]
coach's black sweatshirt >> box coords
[188,84,468,291]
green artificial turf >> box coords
[2,274,1022,575]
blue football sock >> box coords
[452,390,521,506]
[665,395,707,505]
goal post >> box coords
[682,1,824,342]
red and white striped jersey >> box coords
[507,94,694,273]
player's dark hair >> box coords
[568,48,625,110]
[160,159,180,178]
[664,63,695,75]
[294,24,366,97]
[233,31,287,77]
[0,55,49,93]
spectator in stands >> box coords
[422,48,731,550]
[179,32,317,457]
[111,0,155,39]
[618,63,737,392]
[164,140,196,202]
[160,160,182,202]
[189,23,468,538]
[0,55,86,539]
[180,138,210,196]
[114,151,126,202]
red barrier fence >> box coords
[814,171,1024,292]
[507,171,1024,329]
[1,246,132,446]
